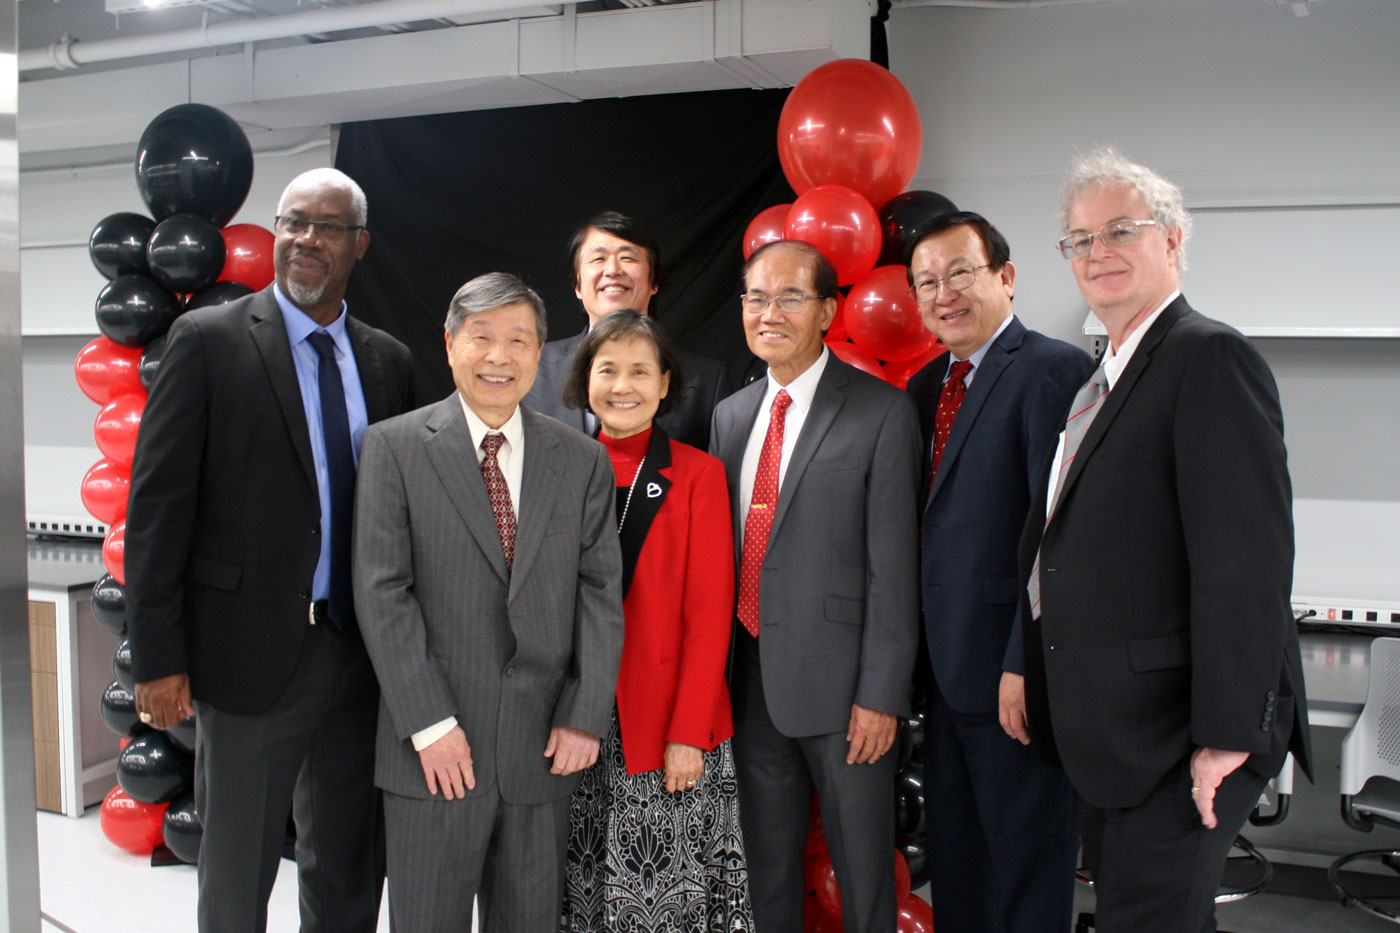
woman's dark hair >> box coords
[562,309,685,417]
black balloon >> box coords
[95,274,181,348]
[112,639,135,692]
[91,573,127,636]
[89,212,156,280]
[139,335,166,389]
[877,190,960,267]
[162,791,202,864]
[166,715,197,755]
[146,214,226,294]
[135,103,252,226]
[898,839,930,892]
[894,764,926,839]
[117,731,194,804]
[185,281,253,313]
[100,680,150,739]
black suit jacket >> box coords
[907,318,1092,714]
[126,287,415,714]
[1018,296,1311,808]
[523,329,731,449]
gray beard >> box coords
[284,276,328,308]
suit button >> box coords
[1266,689,1275,701]
[505,667,515,678]
[1048,644,1058,651]
[297,587,309,599]
[311,526,319,536]
[1261,722,1271,732]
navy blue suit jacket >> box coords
[907,316,1092,715]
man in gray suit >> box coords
[710,241,922,933]
[352,272,624,931]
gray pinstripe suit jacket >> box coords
[352,395,624,803]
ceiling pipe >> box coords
[19,0,568,73]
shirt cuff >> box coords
[411,716,457,751]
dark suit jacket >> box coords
[907,318,1092,714]
[612,425,735,775]
[125,287,415,714]
[524,329,732,449]
[710,355,922,736]
[1018,296,1312,809]
[352,400,624,804]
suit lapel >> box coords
[558,333,588,433]
[716,382,765,562]
[770,360,847,543]
[423,395,511,585]
[617,425,673,600]
[346,316,391,423]
[925,320,1023,510]
[248,293,317,492]
[509,408,563,602]
[1055,298,1188,510]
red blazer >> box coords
[612,426,736,774]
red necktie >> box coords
[737,390,792,637]
[480,432,516,570]
[929,360,973,488]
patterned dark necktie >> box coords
[307,331,353,629]
[480,432,516,570]
[1028,365,1109,620]
[929,360,973,491]
[737,390,792,637]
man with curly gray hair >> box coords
[1018,146,1312,931]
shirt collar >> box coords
[946,312,1015,380]
[765,344,830,409]
[1102,290,1179,390]
[275,282,351,351]
[459,395,525,454]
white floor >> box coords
[36,808,392,932]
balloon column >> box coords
[748,58,959,387]
[81,102,265,862]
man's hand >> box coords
[419,726,475,800]
[134,674,192,731]
[846,704,897,765]
[663,742,704,794]
[1189,746,1250,829]
[998,672,1031,745]
[544,726,600,776]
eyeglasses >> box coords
[907,265,988,303]
[1056,219,1156,260]
[740,293,824,314]
[274,215,365,241]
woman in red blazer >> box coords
[559,310,753,932]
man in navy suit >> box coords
[905,212,1092,933]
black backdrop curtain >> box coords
[336,88,796,403]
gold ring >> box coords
[1190,785,1199,797]
[139,711,154,724]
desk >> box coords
[1299,630,1372,729]
[27,537,118,817]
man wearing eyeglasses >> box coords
[127,168,416,931]
[903,211,1091,933]
[1019,147,1311,931]
[710,240,921,933]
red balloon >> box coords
[81,459,132,525]
[897,892,935,933]
[846,265,937,362]
[104,521,127,585]
[744,203,792,260]
[812,852,842,920]
[218,223,275,291]
[826,338,885,380]
[93,392,147,466]
[74,337,144,405]
[882,341,945,390]
[99,785,168,855]
[777,59,923,212]
[786,185,881,286]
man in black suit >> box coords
[1020,147,1311,931]
[523,210,730,447]
[126,168,415,932]
[905,212,1091,933]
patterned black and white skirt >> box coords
[563,711,755,932]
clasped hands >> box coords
[417,725,601,800]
